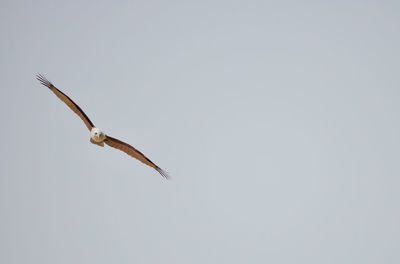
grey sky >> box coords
[1,0,399,263]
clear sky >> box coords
[1,0,399,263]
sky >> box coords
[1,0,399,263]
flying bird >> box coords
[36,74,169,179]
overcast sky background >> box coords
[1,0,399,263]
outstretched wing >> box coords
[36,74,94,131]
[104,135,169,179]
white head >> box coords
[91,127,105,142]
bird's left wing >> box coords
[36,74,95,131]
[104,135,169,179]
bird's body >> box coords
[36,74,169,179]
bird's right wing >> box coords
[36,74,95,131]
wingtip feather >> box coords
[157,168,171,179]
[36,73,53,88]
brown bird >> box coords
[36,74,169,179]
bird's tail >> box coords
[90,138,105,147]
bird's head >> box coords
[91,127,104,142]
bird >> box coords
[36,74,169,179]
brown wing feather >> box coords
[104,135,169,179]
[36,74,94,131]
